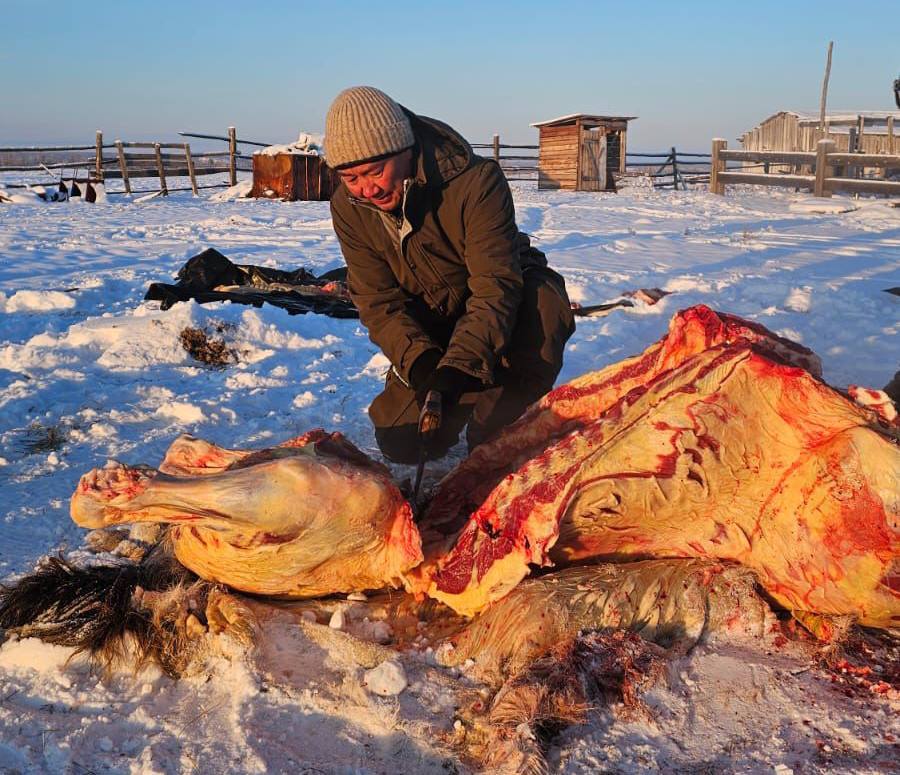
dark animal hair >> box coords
[0,535,212,677]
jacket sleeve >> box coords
[330,197,439,384]
[441,162,524,381]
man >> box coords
[327,86,574,464]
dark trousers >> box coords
[369,268,576,464]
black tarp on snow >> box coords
[145,248,358,319]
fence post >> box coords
[671,147,678,190]
[154,143,168,196]
[492,133,500,164]
[228,126,237,185]
[814,138,835,197]
[710,138,726,195]
[115,140,131,195]
[886,116,895,180]
[184,142,199,196]
[95,130,104,183]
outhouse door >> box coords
[578,128,607,191]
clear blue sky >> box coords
[1,0,897,151]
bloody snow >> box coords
[0,173,897,773]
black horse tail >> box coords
[0,536,207,676]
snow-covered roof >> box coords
[254,132,324,157]
[531,113,637,128]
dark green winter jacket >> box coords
[330,110,547,385]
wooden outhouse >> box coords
[532,114,636,191]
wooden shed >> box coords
[532,114,636,191]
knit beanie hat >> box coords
[325,86,415,169]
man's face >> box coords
[337,149,413,211]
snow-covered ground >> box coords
[0,175,897,773]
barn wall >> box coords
[740,113,898,174]
[743,114,896,154]
[538,124,579,190]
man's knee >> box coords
[368,376,469,464]
[506,268,575,383]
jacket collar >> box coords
[404,109,473,188]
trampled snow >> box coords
[0,173,897,773]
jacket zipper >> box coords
[349,185,445,312]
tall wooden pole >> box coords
[818,41,834,133]
[492,133,500,164]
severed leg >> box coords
[71,435,423,599]
[73,451,383,535]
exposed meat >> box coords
[418,310,897,625]
[423,305,824,546]
[71,430,422,598]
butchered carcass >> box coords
[71,430,422,598]
[422,304,824,545]
[417,311,898,626]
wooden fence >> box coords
[0,128,260,196]
[710,138,900,197]
[623,149,715,189]
[474,135,724,190]
[472,134,539,181]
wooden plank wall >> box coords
[742,113,896,168]
[538,124,578,189]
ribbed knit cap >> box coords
[325,86,415,169]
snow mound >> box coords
[788,197,858,214]
[0,290,77,313]
[209,180,252,202]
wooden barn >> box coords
[532,114,636,191]
[740,110,898,155]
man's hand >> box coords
[408,349,442,392]
[409,350,482,405]
[428,366,482,404]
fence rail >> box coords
[623,148,713,189]
[710,139,900,197]
[470,135,541,181]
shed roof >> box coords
[531,113,637,128]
